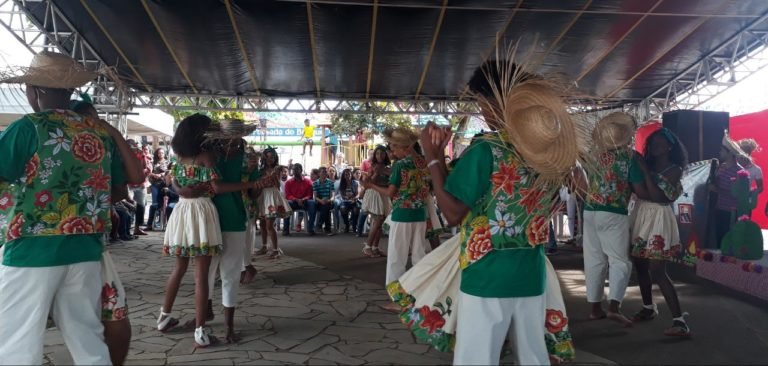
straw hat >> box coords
[204,119,258,140]
[382,126,419,147]
[722,131,749,159]
[592,112,636,151]
[0,51,96,89]
[497,80,579,179]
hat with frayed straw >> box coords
[722,131,749,160]
[0,51,97,89]
[382,126,419,147]
[592,112,636,151]
[204,119,258,140]
[497,80,579,179]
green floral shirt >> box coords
[171,163,220,196]
[585,148,643,215]
[389,155,430,222]
[445,134,557,297]
[0,110,124,267]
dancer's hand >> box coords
[419,121,452,162]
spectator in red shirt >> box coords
[283,163,317,236]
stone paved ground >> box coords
[43,233,462,366]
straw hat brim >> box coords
[0,66,97,89]
[722,133,749,159]
[383,127,418,147]
[497,81,579,179]
[204,124,259,140]
[593,112,636,150]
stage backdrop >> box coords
[635,111,768,229]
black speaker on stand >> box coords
[662,110,729,162]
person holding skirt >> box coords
[158,115,262,348]
[414,58,585,365]
[629,128,692,337]
[361,145,392,257]
[256,147,292,259]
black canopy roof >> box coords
[25,0,768,103]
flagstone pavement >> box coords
[42,233,460,366]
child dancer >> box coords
[157,114,260,348]
[257,147,292,259]
[242,149,261,284]
[361,145,392,257]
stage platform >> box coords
[696,230,768,301]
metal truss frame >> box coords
[638,13,768,122]
[132,92,482,116]
[0,0,132,132]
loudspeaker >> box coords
[662,110,729,162]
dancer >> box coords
[582,112,640,325]
[0,51,143,365]
[157,115,260,347]
[738,138,763,196]
[364,127,430,286]
[713,133,747,247]
[256,146,292,259]
[413,58,584,365]
[630,128,692,337]
[361,145,392,257]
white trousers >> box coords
[244,219,258,269]
[208,231,246,308]
[454,292,549,366]
[385,221,428,285]
[0,261,111,365]
[582,210,632,303]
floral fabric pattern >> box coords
[392,156,430,211]
[171,163,219,197]
[631,236,684,262]
[0,110,114,243]
[162,242,223,257]
[586,148,634,211]
[458,135,556,269]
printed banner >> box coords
[672,160,715,265]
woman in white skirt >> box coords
[157,115,260,348]
[629,128,691,337]
[256,147,292,259]
[361,145,392,257]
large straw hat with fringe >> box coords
[204,119,258,141]
[382,126,419,147]
[592,112,636,151]
[0,51,97,89]
[722,130,749,160]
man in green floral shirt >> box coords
[364,127,430,286]
[419,60,580,365]
[0,51,143,365]
[582,113,642,325]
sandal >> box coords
[268,248,283,260]
[362,245,374,257]
[372,247,386,257]
[664,320,692,338]
[157,309,180,332]
[241,265,258,284]
[255,246,268,255]
[632,304,658,322]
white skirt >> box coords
[257,187,292,219]
[163,197,223,257]
[101,251,128,321]
[362,189,391,216]
[386,234,575,361]
[629,199,682,261]
[425,195,444,239]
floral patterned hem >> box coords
[387,281,455,352]
[386,281,576,362]
[162,243,222,257]
[630,236,694,266]
[101,281,128,321]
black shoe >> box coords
[282,231,290,237]
[344,226,350,234]
[308,231,316,236]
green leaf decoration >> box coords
[56,193,69,211]
[445,297,452,307]
[62,204,77,219]
[41,212,61,224]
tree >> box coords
[161,97,245,130]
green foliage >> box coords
[160,98,245,131]
[329,102,416,136]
